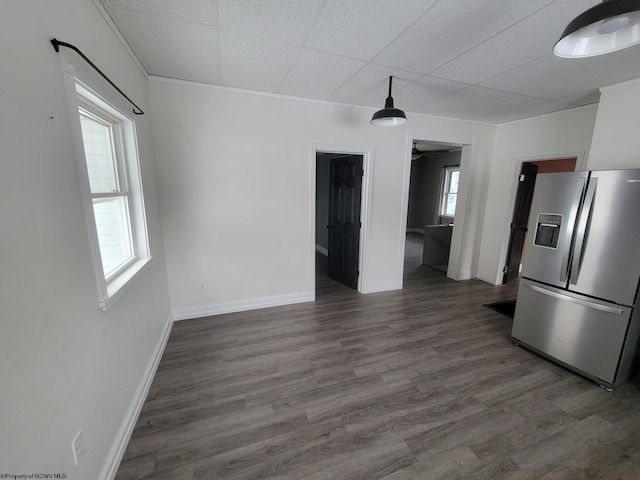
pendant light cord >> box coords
[51,38,144,115]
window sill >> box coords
[99,257,152,312]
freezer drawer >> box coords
[512,279,632,386]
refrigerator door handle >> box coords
[560,178,587,282]
[527,283,624,315]
[570,178,597,285]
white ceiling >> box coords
[98,0,640,124]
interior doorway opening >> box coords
[405,140,463,278]
[316,152,363,291]
[312,145,372,297]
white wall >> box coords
[476,106,598,284]
[0,1,171,479]
[148,78,498,318]
[588,78,640,170]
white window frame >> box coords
[60,53,151,311]
[438,165,460,223]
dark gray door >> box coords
[503,162,538,284]
[327,156,363,289]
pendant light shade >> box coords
[553,0,640,58]
[370,76,407,127]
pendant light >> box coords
[370,76,407,127]
[553,0,640,58]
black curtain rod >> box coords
[51,38,144,115]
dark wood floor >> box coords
[116,233,640,479]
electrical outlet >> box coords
[72,430,85,466]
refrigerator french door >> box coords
[512,169,640,389]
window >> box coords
[440,166,460,218]
[70,80,151,311]
[78,101,135,279]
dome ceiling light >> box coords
[370,76,407,127]
[554,0,640,58]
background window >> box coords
[440,166,460,218]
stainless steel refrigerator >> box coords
[512,169,640,389]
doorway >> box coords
[313,146,371,294]
[405,140,463,278]
[501,157,578,284]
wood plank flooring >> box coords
[116,233,640,479]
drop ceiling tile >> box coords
[390,76,468,110]
[374,0,555,74]
[219,30,299,92]
[328,65,422,106]
[414,86,508,116]
[480,54,598,93]
[103,6,219,83]
[217,0,324,45]
[453,94,571,124]
[522,50,640,100]
[100,0,215,25]
[430,0,598,84]
[480,46,639,94]
[554,89,600,107]
[278,49,366,100]
[304,0,437,61]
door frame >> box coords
[493,150,587,285]
[400,133,476,282]
[310,144,373,298]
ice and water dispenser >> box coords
[534,213,562,249]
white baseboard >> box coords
[98,312,173,480]
[172,292,314,321]
[360,282,402,294]
[406,228,425,234]
[477,272,500,285]
[452,270,477,281]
